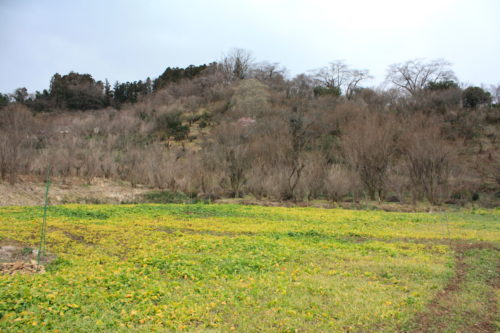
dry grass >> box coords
[0,177,149,206]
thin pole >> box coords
[37,166,51,266]
[444,208,452,248]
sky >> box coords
[1,0,499,93]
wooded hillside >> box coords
[1,50,499,206]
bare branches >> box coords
[313,60,372,99]
[385,59,457,96]
[345,69,371,99]
[341,112,399,200]
[314,61,350,90]
[219,48,255,82]
[251,62,287,81]
[401,116,454,204]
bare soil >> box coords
[0,239,55,275]
[0,176,149,206]
[0,176,477,212]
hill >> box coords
[1,54,499,207]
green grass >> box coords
[402,245,499,332]
[0,204,498,332]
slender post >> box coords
[444,208,452,248]
[37,166,51,266]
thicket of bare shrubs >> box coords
[1,64,499,207]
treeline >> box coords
[1,55,497,113]
[1,64,211,112]
[0,50,499,206]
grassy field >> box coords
[0,204,498,332]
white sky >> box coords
[1,0,499,93]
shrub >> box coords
[155,111,190,140]
[463,86,492,109]
[141,190,205,204]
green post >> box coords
[37,166,51,266]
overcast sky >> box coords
[1,0,499,93]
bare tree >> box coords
[385,58,456,96]
[0,104,34,183]
[345,69,372,99]
[219,48,254,82]
[286,74,315,99]
[324,164,361,202]
[251,62,286,81]
[251,61,288,91]
[402,116,454,204]
[313,60,372,99]
[386,163,410,203]
[341,112,398,200]
[243,114,291,200]
[314,61,349,91]
[488,83,500,104]
[205,121,254,197]
[282,112,308,201]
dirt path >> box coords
[410,242,499,332]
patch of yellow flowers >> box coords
[0,204,498,332]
